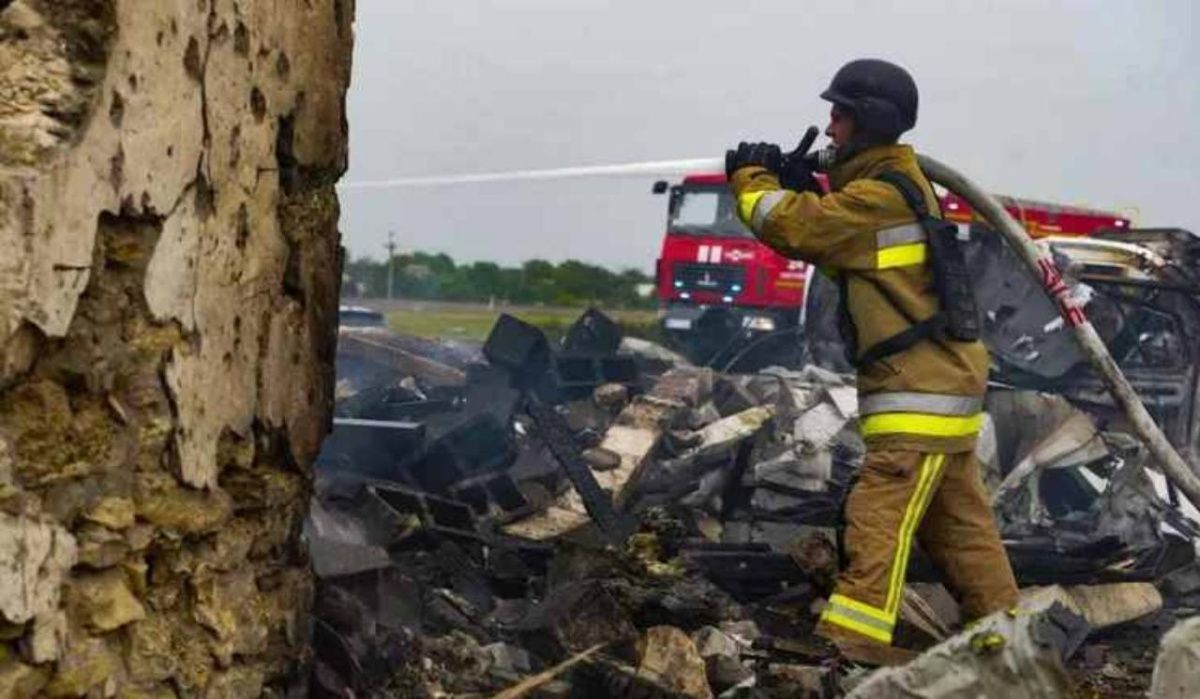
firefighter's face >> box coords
[825,105,855,148]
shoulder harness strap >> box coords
[876,170,932,218]
[848,170,940,367]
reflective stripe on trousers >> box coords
[859,391,985,439]
[819,452,948,644]
[861,412,983,438]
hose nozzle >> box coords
[803,146,837,172]
[782,126,836,173]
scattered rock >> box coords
[1021,583,1163,630]
[719,620,762,647]
[788,530,838,591]
[706,654,754,693]
[792,402,848,450]
[594,383,630,411]
[763,662,833,698]
[619,337,691,369]
[692,626,742,659]
[1150,616,1200,699]
[583,446,621,472]
[848,602,1088,698]
[517,581,638,657]
[483,642,532,675]
[636,625,713,699]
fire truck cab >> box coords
[653,173,810,366]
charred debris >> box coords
[309,230,1200,698]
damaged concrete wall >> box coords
[0,0,352,695]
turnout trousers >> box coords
[818,449,1020,645]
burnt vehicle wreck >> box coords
[972,228,1200,466]
[307,226,1200,696]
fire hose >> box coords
[339,154,1200,512]
[916,154,1200,513]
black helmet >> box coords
[821,59,918,138]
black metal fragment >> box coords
[525,396,629,540]
[562,307,623,355]
[547,354,639,401]
[316,418,425,481]
[484,313,552,379]
[365,482,477,532]
[403,413,516,493]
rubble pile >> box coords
[309,309,1200,697]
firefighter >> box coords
[725,58,1019,665]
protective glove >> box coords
[779,154,821,194]
[725,142,782,179]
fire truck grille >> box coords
[672,263,747,295]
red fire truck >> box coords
[653,172,1131,366]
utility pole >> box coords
[385,230,397,300]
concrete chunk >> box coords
[849,602,1088,699]
[763,663,833,697]
[691,626,741,659]
[1150,616,1200,699]
[637,626,713,699]
[686,406,775,462]
[793,401,848,450]
[1020,583,1162,630]
[504,371,694,539]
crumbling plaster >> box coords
[0,0,353,694]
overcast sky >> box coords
[341,0,1198,272]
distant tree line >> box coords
[344,252,655,308]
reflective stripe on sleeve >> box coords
[876,223,925,248]
[751,190,788,230]
[876,243,927,269]
[859,392,984,417]
[860,412,984,438]
[737,191,767,227]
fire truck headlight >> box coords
[731,284,742,292]
[673,280,684,288]
[722,295,734,303]
[743,315,777,332]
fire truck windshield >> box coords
[668,185,754,238]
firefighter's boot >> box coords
[815,618,918,667]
